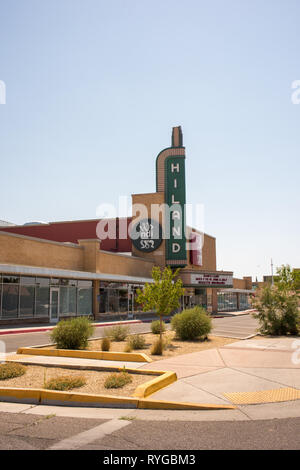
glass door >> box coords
[50,288,59,323]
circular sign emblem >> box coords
[131,218,163,253]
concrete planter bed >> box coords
[0,361,198,409]
[0,364,152,398]
[87,332,238,361]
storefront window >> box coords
[108,288,119,313]
[20,285,35,317]
[119,285,129,312]
[2,284,19,318]
[218,292,238,312]
[59,287,69,315]
[69,287,77,314]
[78,288,92,315]
[98,283,147,315]
[35,286,50,316]
[239,293,250,310]
[59,286,78,316]
[0,274,94,319]
[99,286,108,313]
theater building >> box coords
[0,127,252,325]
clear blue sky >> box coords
[0,0,299,280]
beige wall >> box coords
[97,251,154,278]
[0,231,84,271]
[0,231,154,279]
[233,276,252,290]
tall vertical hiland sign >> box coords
[156,126,188,267]
[165,156,187,266]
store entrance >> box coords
[182,288,207,310]
[50,287,59,323]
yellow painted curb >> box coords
[0,387,41,402]
[7,356,160,378]
[138,399,236,410]
[6,356,173,399]
[133,371,177,398]
[40,390,139,407]
[0,387,236,410]
[17,347,152,363]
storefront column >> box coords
[92,280,100,319]
[212,289,218,314]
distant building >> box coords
[0,220,15,227]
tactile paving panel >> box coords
[224,387,300,405]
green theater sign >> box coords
[156,126,187,267]
[164,156,187,266]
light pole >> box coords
[271,259,274,286]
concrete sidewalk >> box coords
[139,337,300,407]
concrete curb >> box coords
[133,371,177,398]
[16,347,152,363]
[137,399,236,410]
[0,387,236,411]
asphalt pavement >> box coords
[1,314,259,353]
[0,409,298,450]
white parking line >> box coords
[48,418,131,450]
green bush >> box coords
[127,334,146,350]
[104,371,132,389]
[45,375,86,391]
[0,363,26,380]
[252,285,300,336]
[50,317,94,350]
[104,325,129,342]
[150,337,165,355]
[101,337,111,351]
[171,306,212,341]
[151,320,166,335]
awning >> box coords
[0,264,153,284]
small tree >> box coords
[252,264,300,336]
[275,265,300,293]
[136,266,185,341]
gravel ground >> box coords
[89,332,238,360]
[0,365,152,397]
